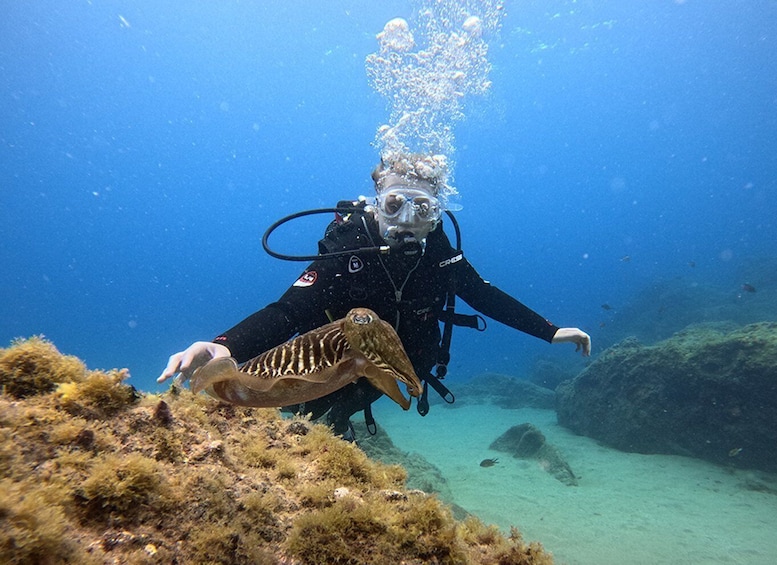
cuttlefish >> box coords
[190,308,423,410]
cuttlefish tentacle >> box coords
[190,308,422,409]
[341,310,422,407]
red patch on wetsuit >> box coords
[293,271,318,288]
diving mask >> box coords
[377,188,442,223]
[375,186,442,257]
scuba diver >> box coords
[158,154,591,441]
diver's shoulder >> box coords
[427,222,455,251]
[328,200,375,233]
[319,199,375,252]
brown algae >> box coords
[0,337,553,564]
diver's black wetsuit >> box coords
[213,203,559,434]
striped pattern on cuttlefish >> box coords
[190,308,423,410]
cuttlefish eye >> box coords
[351,312,374,325]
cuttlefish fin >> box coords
[236,364,339,392]
[190,357,240,394]
[360,362,413,410]
[190,354,364,408]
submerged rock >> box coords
[556,322,777,472]
[490,423,578,486]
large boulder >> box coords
[556,322,777,472]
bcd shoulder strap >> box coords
[416,212,486,416]
[318,200,370,256]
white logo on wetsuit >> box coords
[348,255,364,273]
[414,306,433,321]
[438,253,463,268]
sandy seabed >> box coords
[372,402,777,565]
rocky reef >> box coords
[594,266,777,350]
[556,322,777,473]
[0,337,553,564]
[357,425,460,511]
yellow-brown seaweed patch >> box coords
[0,336,86,398]
[0,337,554,564]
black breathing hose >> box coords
[261,207,388,261]
[262,207,462,262]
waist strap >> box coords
[438,310,487,331]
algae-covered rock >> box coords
[359,424,464,516]
[557,322,777,472]
[0,337,553,564]
[0,336,87,398]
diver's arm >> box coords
[156,305,295,384]
[455,259,559,342]
[212,303,297,363]
[216,253,348,362]
[456,260,590,355]
[158,253,345,384]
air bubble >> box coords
[366,1,505,197]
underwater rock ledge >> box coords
[0,337,553,564]
[556,322,777,473]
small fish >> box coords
[599,322,607,328]
[620,255,631,262]
[728,447,743,457]
[741,283,756,293]
[601,304,612,311]
[479,458,499,467]
[688,261,696,268]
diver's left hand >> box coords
[552,328,591,356]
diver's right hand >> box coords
[157,341,231,384]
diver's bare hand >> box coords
[157,341,231,384]
[551,328,591,357]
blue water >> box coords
[2,0,776,392]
